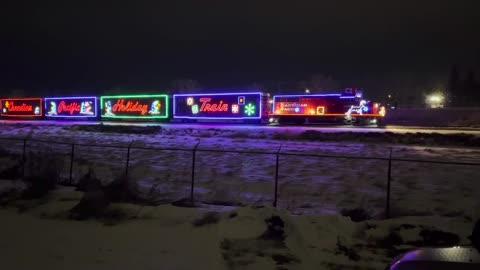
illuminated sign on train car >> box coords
[273,94,385,117]
[100,95,169,119]
[44,96,97,118]
[174,92,262,119]
[0,98,43,117]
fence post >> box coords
[125,140,135,177]
[22,139,27,179]
[191,141,201,204]
[69,143,75,184]
[386,147,393,219]
[273,144,282,207]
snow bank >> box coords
[0,187,476,270]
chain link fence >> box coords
[1,136,479,218]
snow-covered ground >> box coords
[0,122,479,269]
[0,186,477,270]
[1,123,479,219]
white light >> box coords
[428,95,443,103]
[305,89,310,94]
[269,118,274,123]
[425,92,445,109]
[426,93,445,108]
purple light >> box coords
[339,96,356,99]
[44,96,98,118]
[173,92,263,119]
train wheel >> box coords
[353,118,365,126]
[294,118,305,125]
[376,118,386,127]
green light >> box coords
[192,104,199,114]
[100,94,169,119]
[244,103,255,116]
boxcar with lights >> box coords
[270,91,385,125]
[173,92,269,123]
[100,94,169,120]
[1,98,43,118]
[44,96,98,119]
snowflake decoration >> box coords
[232,104,239,113]
[192,104,199,114]
[244,103,255,116]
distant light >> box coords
[388,94,392,98]
[426,93,445,108]
[305,89,310,94]
[428,95,443,103]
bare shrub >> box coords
[104,175,140,203]
[22,153,64,199]
[0,160,23,180]
[70,173,109,220]
[192,211,221,227]
[472,219,480,251]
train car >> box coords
[99,94,169,121]
[173,92,269,123]
[270,91,386,125]
[0,97,43,119]
[44,96,98,120]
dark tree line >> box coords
[449,66,480,107]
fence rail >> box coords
[1,136,479,218]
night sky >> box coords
[1,1,479,97]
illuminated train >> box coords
[0,90,386,125]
